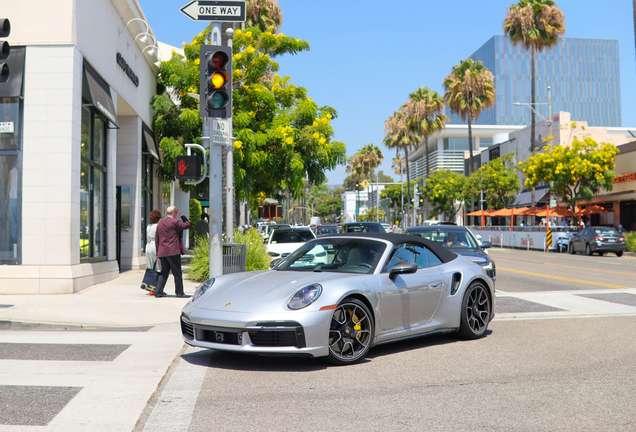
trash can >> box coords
[222,243,246,274]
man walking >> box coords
[154,206,191,298]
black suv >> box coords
[341,222,386,233]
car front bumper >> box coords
[180,305,333,358]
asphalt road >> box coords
[137,249,636,432]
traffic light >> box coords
[419,195,424,206]
[0,19,10,83]
[199,45,232,119]
[355,181,360,190]
[175,155,202,180]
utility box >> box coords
[222,243,246,274]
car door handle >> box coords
[430,282,441,288]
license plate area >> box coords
[196,326,242,345]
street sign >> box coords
[180,0,246,22]
[211,119,231,145]
[550,199,556,208]
[361,180,370,189]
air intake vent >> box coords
[451,272,462,296]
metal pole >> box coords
[209,22,223,278]
[225,28,235,243]
[548,86,553,138]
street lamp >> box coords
[513,85,553,137]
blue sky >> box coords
[140,0,636,185]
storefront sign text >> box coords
[613,173,636,184]
[116,53,139,87]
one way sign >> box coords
[180,0,246,22]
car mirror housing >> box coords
[389,261,418,281]
[480,241,492,249]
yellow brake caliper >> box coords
[349,309,362,338]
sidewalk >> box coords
[0,269,200,327]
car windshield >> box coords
[316,226,338,235]
[593,228,619,236]
[407,229,478,249]
[274,238,387,274]
[270,230,314,244]
[345,223,384,233]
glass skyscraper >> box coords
[447,35,621,127]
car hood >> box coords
[196,270,346,313]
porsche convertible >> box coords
[181,233,495,365]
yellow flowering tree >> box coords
[421,170,467,220]
[519,138,618,210]
[152,22,346,201]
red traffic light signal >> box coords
[199,45,232,118]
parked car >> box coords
[266,228,316,262]
[404,225,496,282]
[556,230,574,253]
[381,223,393,233]
[261,224,291,242]
[315,224,339,236]
[181,233,495,365]
[568,227,626,256]
[341,222,386,233]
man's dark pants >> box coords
[155,255,185,296]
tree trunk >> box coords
[467,116,474,225]
[405,147,412,228]
[425,135,430,221]
[530,46,536,213]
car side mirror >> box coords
[389,261,418,281]
[480,241,492,249]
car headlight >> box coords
[192,278,215,302]
[482,261,493,271]
[268,252,281,257]
[287,284,323,310]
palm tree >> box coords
[442,58,496,176]
[404,87,448,179]
[357,144,383,220]
[504,0,565,154]
[383,110,420,226]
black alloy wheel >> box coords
[328,298,374,365]
[458,282,491,339]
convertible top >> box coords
[320,233,458,264]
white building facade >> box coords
[0,0,165,293]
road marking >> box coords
[491,255,636,276]
[497,267,633,289]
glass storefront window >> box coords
[80,106,107,261]
[0,96,22,264]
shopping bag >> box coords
[141,261,158,292]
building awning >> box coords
[0,46,25,98]
[83,61,119,128]
[510,185,550,207]
[142,123,161,162]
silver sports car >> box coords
[181,233,495,365]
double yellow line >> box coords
[497,267,632,289]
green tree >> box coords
[245,0,283,31]
[358,207,386,222]
[465,154,521,209]
[519,138,618,211]
[381,182,416,211]
[404,87,448,178]
[421,170,467,220]
[442,59,496,175]
[152,19,347,205]
[504,0,565,155]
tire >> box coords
[598,252,604,256]
[458,282,491,340]
[568,243,575,255]
[327,298,374,365]
[586,243,593,256]
[617,251,623,257]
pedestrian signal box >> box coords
[175,155,201,180]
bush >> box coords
[189,199,202,232]
[187,228,270,282]
[626,232,636,252]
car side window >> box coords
[426,249,443,266]
[385,242,430,271]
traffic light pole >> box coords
[208,22,223,279]
[225,28,235,243]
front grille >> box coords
[199,329,241,345]
[181,315,194,339]
[248,322,306,348]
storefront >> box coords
[0,0,162,293]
